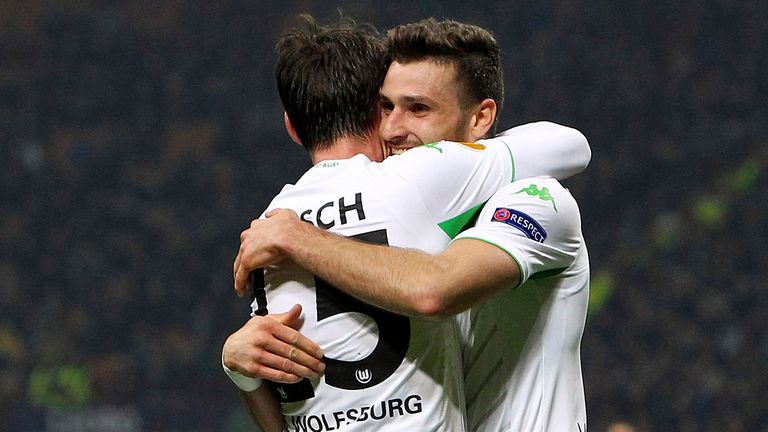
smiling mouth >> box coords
[387,144,420,155]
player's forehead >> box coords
[380,60,461,104]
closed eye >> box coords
[379,96,395,115]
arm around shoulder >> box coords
[273,221,520,318]
[407,238,522,317]
[496,121,591,181]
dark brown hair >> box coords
[275,14,388,152]
[387,18,504,135]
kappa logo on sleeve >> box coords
[515,184,558,212]
[492,207,547,243]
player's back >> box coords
[258,154,468,431]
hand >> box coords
[233,208,301,297]
[223,304,325,383]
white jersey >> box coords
[256,139,513,432]
[454,177,589,432]
[250,122,589,431]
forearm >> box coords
[277,223,519,317]
[278,221,450,317]
[240,387,284,432]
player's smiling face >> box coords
[379,60,474,154]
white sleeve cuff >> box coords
[222,354,263,392]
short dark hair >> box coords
[387,18,504,135]
[275,14,388,153]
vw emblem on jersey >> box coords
[276,386,287,400]
[355,369,372,384]
[493,208,511,221]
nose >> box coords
[380,108,407,145]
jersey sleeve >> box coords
[452,177,583,286]
[380,122,589,238]
[381,136,515,238]
[498,121,591,182]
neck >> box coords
[310,134,385,164]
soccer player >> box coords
[241,181,589,431]
[225,16,590,431]
[231,18,590,432]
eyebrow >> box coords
[379,94,434,105]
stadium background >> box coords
[1,1,766,431]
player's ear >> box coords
[284,112,302,145]
[469,98,497,140]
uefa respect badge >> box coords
[492,207,547,243]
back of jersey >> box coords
[257,154,474,432]
[251,126,544,430]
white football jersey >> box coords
[250,123,588,431]
[453,177,589,432]
[256,139,513,432]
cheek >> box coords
[415,118,456,144]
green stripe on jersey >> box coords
[505,141,516,181]
[438,203,485,238]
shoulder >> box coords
[491,178,577,212]
[481,177,582,243]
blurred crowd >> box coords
[1,1,766,431]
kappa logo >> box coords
[424,142,443,153]
[515,184,558,212]
[355,369,372,384]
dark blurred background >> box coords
[1,1,766,431]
